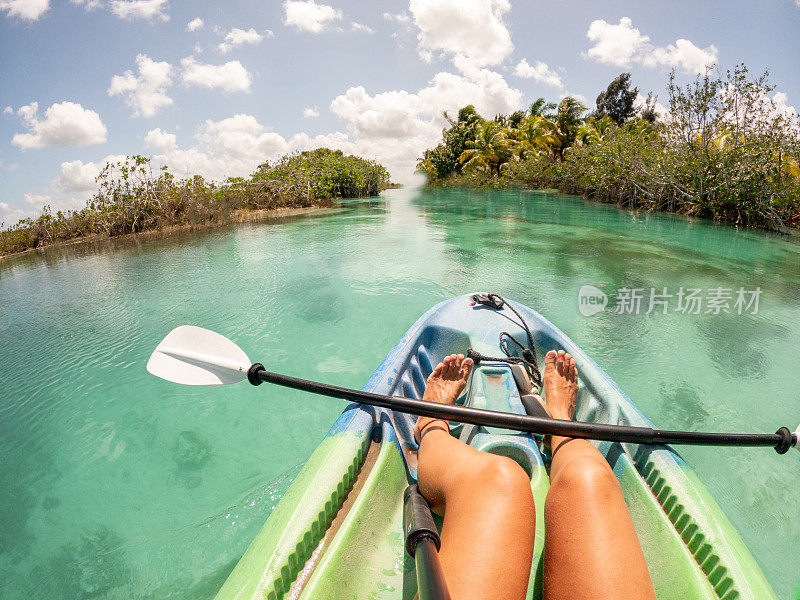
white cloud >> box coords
[585,17,717,74]
[110,0,167,21]
[351,21,373,34]
[181,57,252,93]
[643,39,719,74]
[218,27,263,53]
[409,0,512,66]
[70,0,101,10]
[144,115,292,180]
[12,101,107,149]
[585,17,649,68]
[0,0,49,20]
[3,105,13,115]
[303,106,320,118]
[144,127,177,151]
[0,201,31,225]
[772,92,798,122]
[52,154,126,194]
[283,0,341,33]
[197,114,288,161]
[108,54,173,118]
[383,11,409,23]
[331,88,423,139]
[186,16,203,31]
[24,192,52,206]
[513,58,563,89]
[328,59,522,180]
[55,160,101,191]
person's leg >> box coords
[416,354,536,600]
[542,350,655,600]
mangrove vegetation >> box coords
[0,148,391,257]
[417,65,800,232]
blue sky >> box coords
[1,0,798,225]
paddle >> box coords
[147,325,800,455]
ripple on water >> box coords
[2,189,799,598]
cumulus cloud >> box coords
[3,106,13,115]
[11,101,107,149]
[197,115,288,160]
[24,192,52,206]
[0,201,31,224]
[141,115,292,180]
[110,0,168,21]
[218,27,263,52]
[181,57,252,93]
[55,160,101,191]
[643,39,719,74]
[772,92,798,122]
[328,58,522,179]
[0,0,49,20]
[513,58,563,89]
[585,17,717,74]
[303,106,320,118]
[186,16,203,31]
[283,0,341,33]
[409,0,512,66]
[108,54,173,118]
[144,127,177,151]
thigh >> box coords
[543,439,655,600]
[418,430,536,600]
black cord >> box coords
[471,294,542,386]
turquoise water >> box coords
[1,188,799,598]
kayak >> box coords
[213,294,777,600]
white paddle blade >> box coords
[147,325,252,385]
[795,424,800,454]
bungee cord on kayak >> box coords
[467,293,543,387]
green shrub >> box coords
[0,149,391,256]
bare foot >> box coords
[414,354,473,443]
[543,350,578,421]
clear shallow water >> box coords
[1,188,799,599]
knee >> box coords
[551,453,620,499]
[473,454,533,503]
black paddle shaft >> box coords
[247,365,796,454]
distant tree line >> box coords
[417,65,800,231]
[0,149,391,256]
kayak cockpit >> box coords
[213,295,776,600]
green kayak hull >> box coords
[214,295,777,600]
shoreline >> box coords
[0,204,335,262]
[428,179,800,238]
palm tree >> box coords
[551,97,588,160]
[459,121,515,176]
[529,97,557,118]
[514,115,557,158]
[575,115,615,147]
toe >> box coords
[427,363,443,383]
[444,355,455,377]
[452,354,464,376]
[544,350,557,372]
[460,357,474,379]
[569,357,578,381]
[557,350,566,375]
